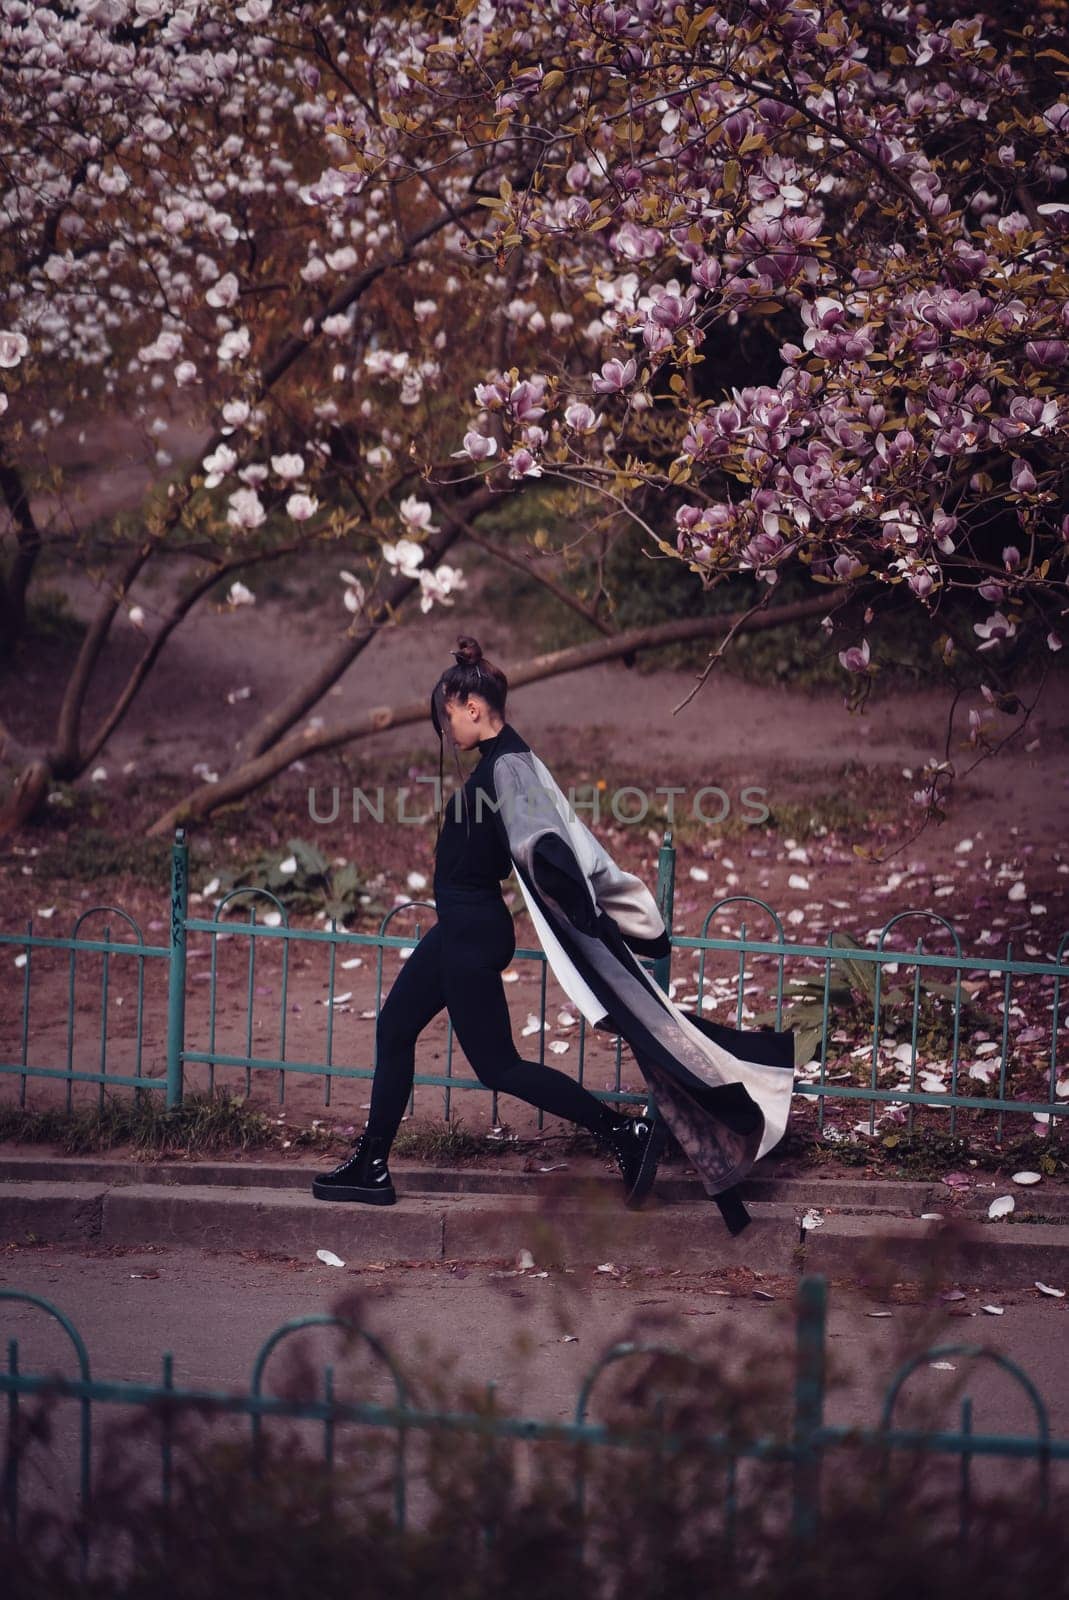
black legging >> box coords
[365,885,613,1147]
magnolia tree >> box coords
[1,0,1066,841]
[0,0,825,839]
[316,0,1069,820]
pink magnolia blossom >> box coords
[507,448,543,479]
[453,429,498,460]
[564,402,604,434]
[974,611,1017,650]
[838,639,871,672]
[592,357,637,394]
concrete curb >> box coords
[2,1154,1067,1220]
[1,1162,1067,1283]
[2,1181,802,1272]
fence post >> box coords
[166,826,189,1109]
[641,829,676,1124]
[791,1274,827,1545]
[653,828,675,994]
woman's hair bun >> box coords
[453,635,483,667]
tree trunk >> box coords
[0,757,50,834]
[0,460,43,661]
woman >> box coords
[314,635,796,1230]
[312,635,667,1210]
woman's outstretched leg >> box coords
[443,949,612,1136]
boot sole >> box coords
[623,1117,667,1209]
[311,1180,397,1204]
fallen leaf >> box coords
[800,1208,824,1231]
[1011,1171,1042,1185]
[517,1248,536,1270]
[929,1361,957,1371]
[316,1249,345,1268]
[1035,1281,1065,1298]
[867,1311,893,1318]
[988,1195,1015,1219]
[981,1304,1004,1316]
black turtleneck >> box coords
[433,720,527,894]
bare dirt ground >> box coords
[2,407,1067,1157]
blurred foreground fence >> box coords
[2,826,1066,1139]
[2,1275,1065,1584]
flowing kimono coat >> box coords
[478,724,796,1236]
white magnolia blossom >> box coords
[220,399,251,432]
[365,349,408,379]
[174,361,198,385]
[202,443,238,487]
[339,569,366,612]
[206,272,240,308]
[382,539,425,577]
[227,487,266,529]
[418,563,466,612]
[138,330,183,363]
[398,494,438,533]
[287,492,318,520]
[227,580,256,606]
[218,327,251,363]
[271,453,305,480]
[325,245,358,272]
[43,253,75,283]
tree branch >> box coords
[234,483,498,762]
[146,587,843,836]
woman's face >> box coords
[441,692,498,751]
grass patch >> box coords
[775,1121,1067,1182]
[32,825,173,887]
[391,1116,503,1162]
[0,1090,278,1157]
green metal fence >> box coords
[2,1275,1064,1582]
[2,826,1066,1138]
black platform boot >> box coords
[311,1132,396,1204]
[597,1106,667,1210]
